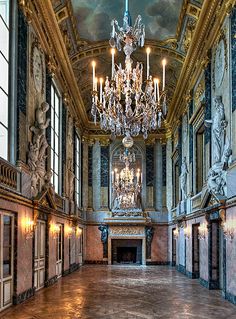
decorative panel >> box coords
[232,8,236,113]
[101,146,109,187]
[178,123,182,175]
[88,146,93,187]
[17,9,28,161]
[162,145,166,187]
[204,61,212,144]
[146,145,154,187]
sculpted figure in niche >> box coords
[28,101,50,197]
[205,96,227,165]
[205,96,232,196]
[180,157,188,200]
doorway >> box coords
[56,224,63,278]
[172,228,176,266]
[0,213,14,311]
[192,223,200,278]
[34,220,46,290]
[209,220,220,289]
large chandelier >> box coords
[112,148,141,209]
[91,0,168,147]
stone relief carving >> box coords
[28,102,51,197]
[213,29,228,90]
[30,39,45,94]
[109,226,145,236]
[205,96,232,196]
[182,19,196,53]
[180,157,188,200]
[98,224,108,258]
[193,78,205,109]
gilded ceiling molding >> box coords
[18,0,33,22]
[32,0,87,131]
[167,0,234,127]
[70,40,185,66]
[46,55,57,77]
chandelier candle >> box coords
[111,48,115,79]
[146,47,150,79]
[99,78,103,103]
[92,61,96,90]
[162,59,166,91]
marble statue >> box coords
[205,96,231,196]
[98,224,108,258]
[180,157,188,200]
[205,96,227,165]
[28,102,50,197]
[146,226,154,259]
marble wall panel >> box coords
[151,225,168,262]
[225,206,236,296]
[178,227,186,267]
[85,225,103,261]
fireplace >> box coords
[112,239,142,264]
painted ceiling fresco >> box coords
[71,0,183,41]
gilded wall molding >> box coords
[167,0,236,128]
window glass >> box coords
[75,134,81,206]
[0,0,9,160]
[50,84,61,194]
[3,215,12,278]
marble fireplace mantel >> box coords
[107,225,147,265]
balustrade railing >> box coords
[0,158,20,191]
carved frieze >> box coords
[109,226,145,236]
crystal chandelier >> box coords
[112,148,141,209]
[91,0,168,147]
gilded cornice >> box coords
[71,39,185,65]
[27,0,87,131]
[167,0,236,127]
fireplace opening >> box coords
[117,247,137,263]
[112,239,142,265]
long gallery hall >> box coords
[0,0,236,318]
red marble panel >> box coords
[151,225,168,262]
[85,225,103,261]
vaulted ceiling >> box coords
[51,0,204,131]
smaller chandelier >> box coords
[112,149,142,209]
[91,0,168,146]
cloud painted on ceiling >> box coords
[72,0,183,41]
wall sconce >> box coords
[24,217,35,240]
[222,219,235,241]
[66,225,73,239]
[198,222,208,240]
[50,223,60,239]
[173,227,179,239]
[76,227,82,237]
[184,225,191,239]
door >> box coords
[192,223,200,278]
[0,213,14,311]
[172,228,176,266]
[209,221,220,289]
[56,224,63,278]
[34,220,46,291]
[69,227,76,266]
